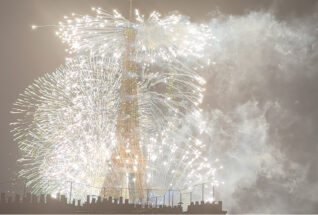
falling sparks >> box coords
[11,8,220,203]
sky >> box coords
[0,0,318,213]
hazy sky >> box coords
[0,0,317,213]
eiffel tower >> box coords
[101,0,146,202]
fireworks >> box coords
[11,8,221,203]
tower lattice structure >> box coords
[101,27,146,202]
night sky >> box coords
[0,0,318,213]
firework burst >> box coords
[11,8,221,203]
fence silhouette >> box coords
[0,179,221,206]
[0,192,227,214]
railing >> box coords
[0,192,226,214]
[0,179,220,208]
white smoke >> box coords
[202,9,318,213]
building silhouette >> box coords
[0,192,227,214]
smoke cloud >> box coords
[202,7,318,213]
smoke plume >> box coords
[203,7,318,213]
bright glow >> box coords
[12,8,220,202]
